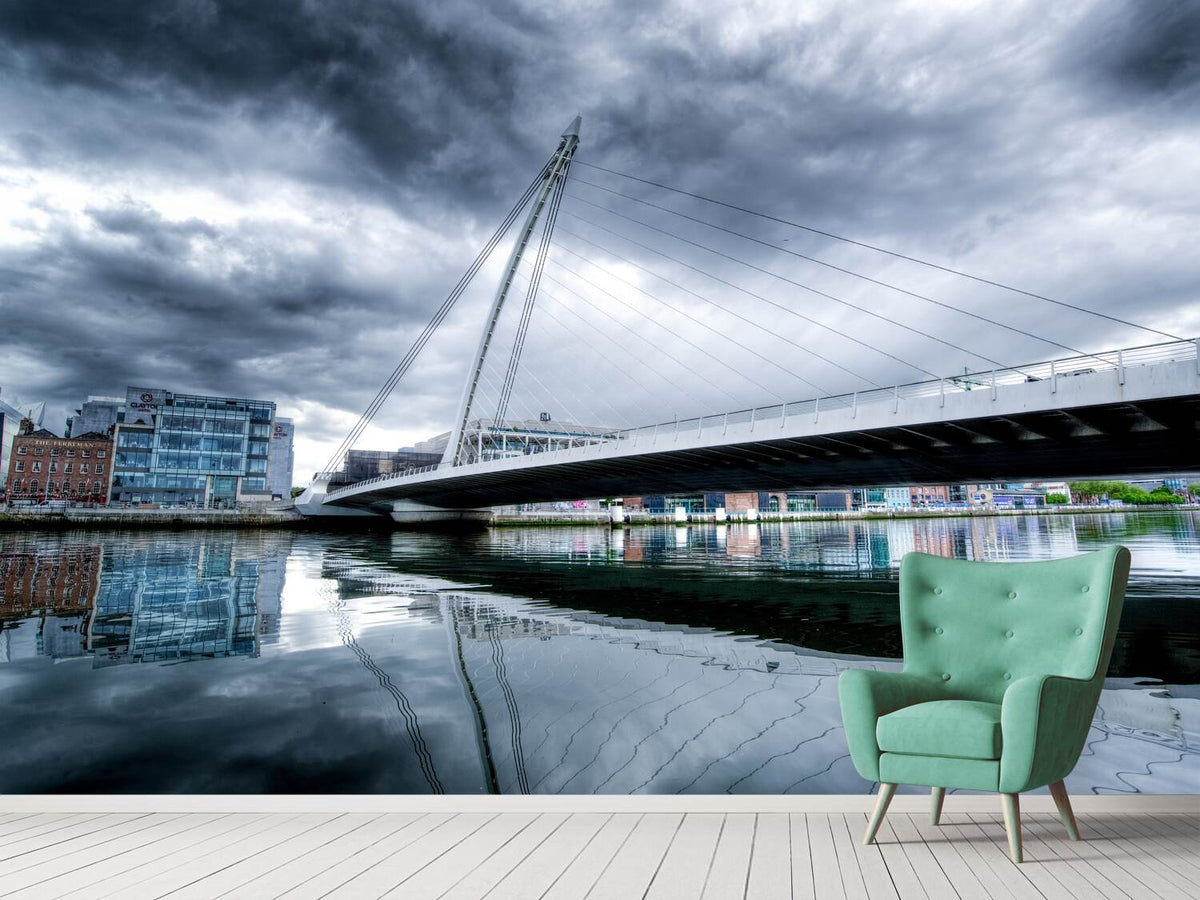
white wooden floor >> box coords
[0,810,1195,899]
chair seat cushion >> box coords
[877,699,1003,760]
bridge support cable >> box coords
[573,161,1184,342]
[493,156,572,426]
[563,187,1042,372]
[509,271,649,432]
[529,278,718,424]
[553,230,888,389]
[554,228,914,385]
[446,116,582,467]
[547,248,831,398]
[463,255,618,464]
[542,265,781,404]
[318,152,556,476]
[540,270,747,408]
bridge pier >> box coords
[389,500,491,526]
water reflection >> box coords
[1,534,284,665]
[0,514,1197,795]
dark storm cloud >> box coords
[0,0,544,207]
[0,0,1198,475]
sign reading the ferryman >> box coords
[125,387,166,426]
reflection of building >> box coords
[89,541,262,665]
[5,423,113,503]
[0,538,286,667]
[110,386,289,507]
[451,597,571,641]
[0,545,101,618]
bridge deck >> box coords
[313,340,1200,512]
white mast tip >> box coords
[562,114,582,140]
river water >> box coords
[0,512,1196,794]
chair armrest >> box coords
[999,674,1099,794]
[838,669,946,782]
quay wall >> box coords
[1,503,1193,530]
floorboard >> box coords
[0,809,1190,900]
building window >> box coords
[79,482,87,493]
[48,481,57,493]
[66,449,75,457]
[14,461,23,473]
[64,462,73,473]
[31,461,41,473]
[30,480,38,494]
[16,446,27,456]
[49,462,58,473]
[81,450,91,458]
[97,450,106,458]
[50,447,60,456]
[95,464,104,474]
[34,447,43,456]
[80,463,89,474]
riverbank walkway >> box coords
[0,799,1194,898]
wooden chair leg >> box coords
[930,787,945,825]
[863,782,897,845]
[1000,793,1023,863]
[1048,780,1081,841]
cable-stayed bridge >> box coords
[296,117,1200,521]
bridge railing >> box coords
[326,337,1197,496]
[610,338,1198,448]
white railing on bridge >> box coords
[325,337,1198,498]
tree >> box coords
[1189,483,1200,498]
[290,486,305,498]
[1045,493,1069,504]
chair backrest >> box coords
[899,546,1130,703]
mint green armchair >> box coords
[839,545,1130,863]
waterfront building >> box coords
[343,447,442,484]
[66,396,125,437]
[910,484,951,506]
[4,423,113,504]
[0,389,44,493]
[441,416,619,466]
[268,417,295,499]
[109,386,287,508]
[0,394,23,494]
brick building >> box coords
[5,423,113,504]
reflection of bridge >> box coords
[297,117,1200,520]
[314,546,1200,795]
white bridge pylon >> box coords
[444,115,581,470]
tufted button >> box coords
[933,587,943,596]
[1007,591,1017,599]
[941,673,951,681]
[1003,672,1012,680]
[1005,630,1014,639]
[935,627,944,635]
[1081,585,1090,593]
[1074,627,1083,635]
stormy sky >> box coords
[1,0,1197,482]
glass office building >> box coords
[110,387,281,507]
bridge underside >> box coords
[327,395,1200,511]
